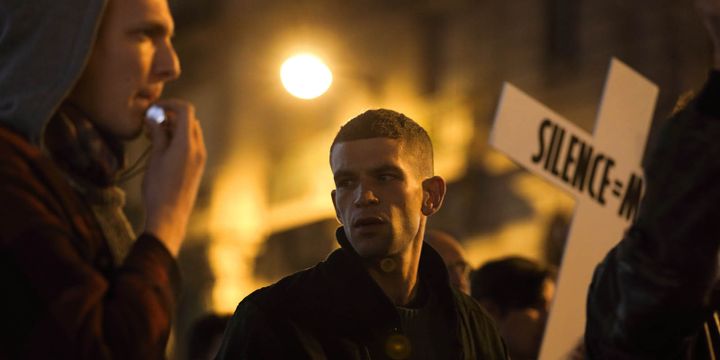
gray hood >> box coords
[0,0,108,144]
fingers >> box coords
[143,99,205,181]
[149,99,199,148]
[192,117,206,156]
[145,113,169,155]
[146,99,206,171]
[141,98,205,255]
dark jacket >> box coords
[0,126,180,358]
[585,71,720,359]
[217,228,508,360]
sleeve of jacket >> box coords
[585,71,720,359]
[454,292,510,360]
[215,298,292,359]
[0,146,180,359]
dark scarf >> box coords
[43,102,125,187]
[42,102,136,265]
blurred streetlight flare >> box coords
[280,53,333,99]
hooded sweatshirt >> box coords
[0,0,106,143]
[0,1,180,358]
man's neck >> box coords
[365,233,424,306]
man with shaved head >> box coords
[218,109,508,359]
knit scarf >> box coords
[43,102,137,266]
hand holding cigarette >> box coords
[142,99,206,256]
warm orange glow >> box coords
[208,155,268,313]
[281,53,333,99]
[465,171,575,266]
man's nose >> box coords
[353,183,379,207]
[154,39,181,82]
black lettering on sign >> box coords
[597,157,615,205]
[550,126,565,176]
[529,117,621,208]
[612,180,623,197]
[587,154,604,199]
[545,124,561,171]
[561,135,580,183]
[573,143,593,192]
[531,119,553,165]
[529,118,644,221]
[618,173,643,221]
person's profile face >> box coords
[67,0,180,139]
[497,278,555,360]
[330,138,426,259]
[446,259,471,294]
[426,231,471,294]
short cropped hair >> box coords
[471,256,555,315]
[330,109,434,177]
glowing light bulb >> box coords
[280,53,333,99]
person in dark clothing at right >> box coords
[585,0,720,358]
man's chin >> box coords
[111,122,145,141]
[349,236,391,258]
[93,117,145,141]
[127,124,145,140]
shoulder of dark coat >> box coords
[240,254,335,313]
[451,287,505,339]
[451,288,494,320]
[450,289,509,358]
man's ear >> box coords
[421,176,446,216]
[331,189,342,224]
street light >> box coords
[280,53,333,99]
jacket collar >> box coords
[333,226,454,299]
[288,227,458,337]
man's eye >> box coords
[131,31,152,42]
[379,174,396,181]
[131,28,163,42]
[336,179,353,188]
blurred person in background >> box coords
[471,256,556,360]
[424,229,471,295]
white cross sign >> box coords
[489,58,658,359]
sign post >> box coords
[490,58,658,359]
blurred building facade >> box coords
[119,0,712,357]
